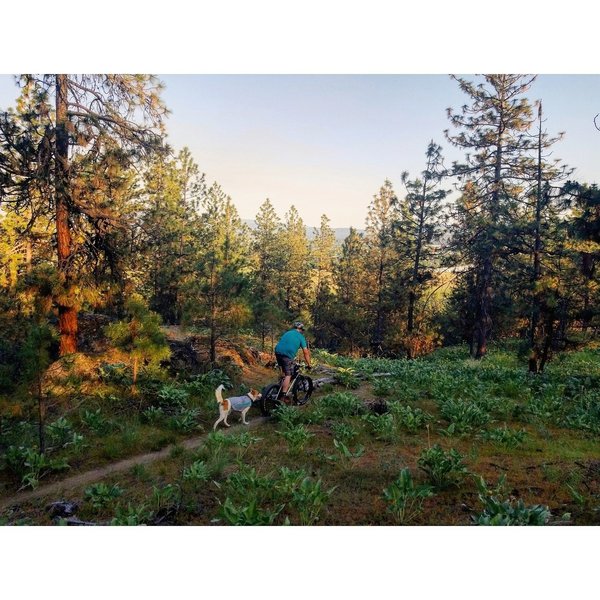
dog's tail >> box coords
[215,384,225,404]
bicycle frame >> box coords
[276,362,304,396]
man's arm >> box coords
[302,347,311,369]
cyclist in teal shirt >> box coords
[275,321,312,397]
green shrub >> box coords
[278,424,314,454]
[439,398,491,433]
[219,465,276,504]
[157,384,190,412]
[216,497,284,525]
[417,445,469,489]
[291,477,336,525]
[81,408,115,436]
[318,392,365,418]
[362,413,398,441]
[3,446,69,489]
[561,391,600,434]
[330,421,359,444]
[152,483,181,516]
[167,408,200,432]
[334,367,361,389]
[185,370,232,397]
[472,476,552,525]
[141,406,165,424]
[274,467,308,496]
[111,502,154,526]
[182,460,211,483]
[47,417,76,448]
[372,378,394,397]
[383,468,434,524]
[84,483,125,510]
[390,404,433,432]
[272,404,305,429]
[329,438,365,463]
[479,425,528,448]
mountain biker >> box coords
[274,321,312,398]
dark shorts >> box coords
[275,353,294,376]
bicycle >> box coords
[260,361,314,416]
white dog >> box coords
[213,384,262,430]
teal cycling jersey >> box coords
[275,329,308,359]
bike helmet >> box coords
[293,321,305,331]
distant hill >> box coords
[243,220,363,242]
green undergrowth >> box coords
[2,341,600,524]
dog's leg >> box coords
[241,407,250,425]
[223,411,231,427]
[214,408,225,431]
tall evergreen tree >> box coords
[333,227,370,353]
[364,180,400,353]
[251,199,286,350]
[446,75,537,358]
[398,141,449,356]
[0,75,167,355]
[184,183,251,364]
[281,205,311,318]
[310,214,337,347]
[138,148,203,324]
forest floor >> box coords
[0,416,268,512]
[1,342,600,525]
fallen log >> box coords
[313,377,336,387]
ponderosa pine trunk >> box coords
[55,74,78,355]
[529,103,544,373]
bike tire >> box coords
[292,375,313,406]
[260,383,281,416]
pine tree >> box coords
[185,183,251,364]
[398,141,449,356]
[105,293,170,394]
[138,149,203,323]
[0,75,167,355]
[364,180,400,353]
[251,199,286,350]
[281,205,311,318]
[446,75,537,358]
[333,228,370,353]
[310,214,337,347]
[523,102,571,372]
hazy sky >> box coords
[1,74,599,227]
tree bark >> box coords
[55,74,78,355]
[529,102,543,366]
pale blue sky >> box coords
[1,74,599,227]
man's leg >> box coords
[281,374,291,394]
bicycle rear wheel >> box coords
[292,375,313,406]
[260,383,281,416]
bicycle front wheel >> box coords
[292,375,313,406]
[260,383,281,416]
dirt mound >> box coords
[41,349,130,404]
[162,327,272,371]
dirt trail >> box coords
[0,418,268,512]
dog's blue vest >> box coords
[229,395,253,410]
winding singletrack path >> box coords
[0,417,268,512]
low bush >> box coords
[278,424,314,454]
[417,445,469,489]
[317,392,366,418]
[439,398,491,433]
[390,404,433,432]
[479,425,528,448]
[84,483,125,510]
[382,468,434,524]
[472,476,552,525]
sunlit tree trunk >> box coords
[55,74,78,355]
